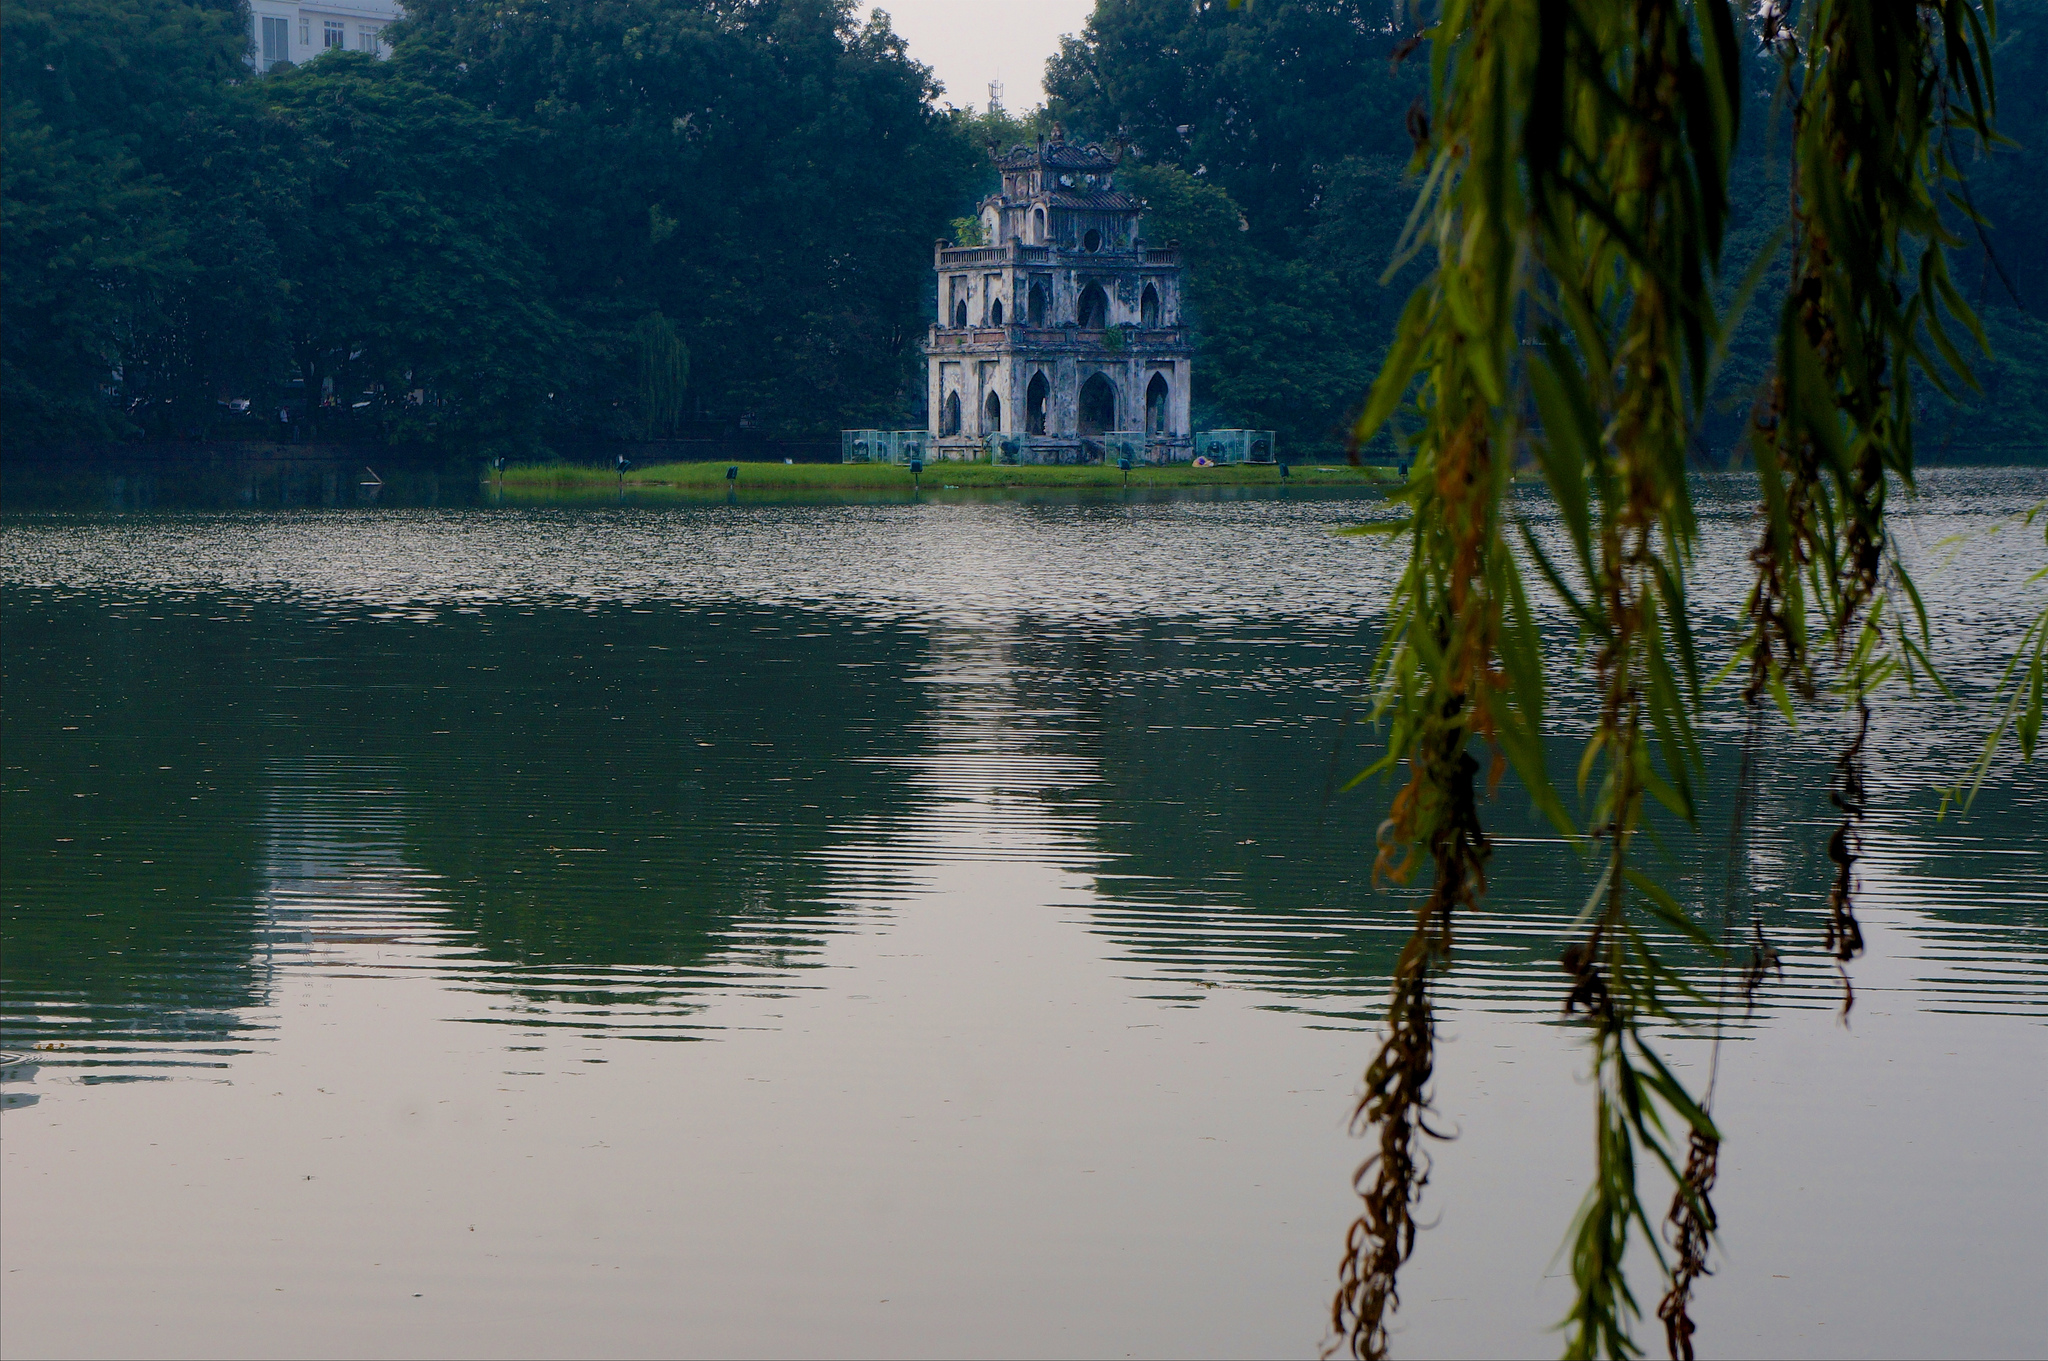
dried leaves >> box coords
[1655,1130,1721,1361]
[1329,4,1544,1346]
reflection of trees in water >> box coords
[970,619,1407,1006]
[0,593,935,1058]
[0,459,472,513]
[1010,620,2046,1017]
[4,585,2039,1066]
[361,606,932,985]
[1,590,271,1060]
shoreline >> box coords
[495,460,1401,492]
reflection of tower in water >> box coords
[865,622,1105,870]
[255,759,454,977]
[1,1052,41,1110]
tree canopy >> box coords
[1049,0,2048,460]
[1047,0,1427,453]
[4,0,2043,458]
[2,0,981,449]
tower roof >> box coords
[994,140,1119,173]
[991,134,1138,210]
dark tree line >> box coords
[6,0,2044,457]
[1049,0,2048,458]
[2,0,979,452]
[1046,0,1428,454]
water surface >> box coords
[3,472,2043,1358]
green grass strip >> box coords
[496,460,1398,491]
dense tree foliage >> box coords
[1051,0,2048,459]
[391,0,979,440]
[2,0,978,449]
[1115,161,1391,445]
[5,0,2042,457]
[1047,0,1425,452]
[2,0,254,441]
[263,55,570,451]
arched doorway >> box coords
[1026,372,1049,435]
[1028,281,1048,326]
[941,391,961,436]
[1077,283,1108,330]
[1079,373,1116,436]
[982,390,1001,434]
[1146,372,1170,434]
[1141,284,1160,328]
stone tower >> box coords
[925,132,1194,463]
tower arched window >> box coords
[1141,284,1160,328]
[1079,373,1116,436]
[1077,283,1108,330]
[990,298,1003,326]
[953,299,968,328]
[1146,372,1171,434]
[983,391,1001,434]
[1026,372,1049,435]
[1028,281,1048,327]
[941,391,962,436]
[1033,208,1045,243]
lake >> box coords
[2,469,2043,1359]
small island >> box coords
[493,458,1396,494]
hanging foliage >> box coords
[1326,3,1553,1351]
[1331,1,2001,1358]
[1740,0,1998,1013]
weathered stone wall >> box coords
[923,137,1195,463]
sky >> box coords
[860,1,1097,110]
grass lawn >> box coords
[497,460,1398,492]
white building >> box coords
[250,0,403,72]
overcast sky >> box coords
[861,1,1097,110]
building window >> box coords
[941,391,962,437]
[990,299,1003,326]
[358,26,378,52]
[1141,284,1160,328]
[982,392,1001,435]
[1077,283,1108,330]
[1083,229,1102,253]
[260,15,290,68]
[299,17,309,44]
[1027,281,1048,327]
[1079,374,1117,436]
[1033,208,1044,243]
[325,21,344,49]
[1027,372,1049,435]
[953,299,969,328]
